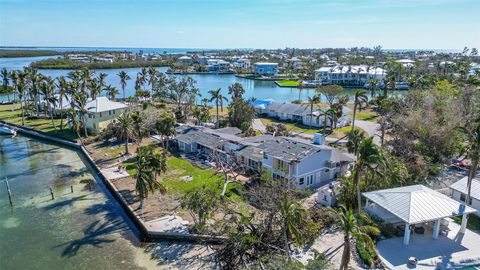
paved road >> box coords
[355,120,381,145]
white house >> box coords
[206,59,231,72]
[396,59,416,68]
[254,62,279,76]
[233,58,251,69]
[196,55,209,65]
[174,126,355,189]
[448,177,480,216]
[285,57,302,69]
[315,65,386,86]
[178,56,193,64]
[255,101,351,128]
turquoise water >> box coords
[459,266,480,270]
[0,135,156,269]
[0,56,401,104]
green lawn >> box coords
[275,80,300,87]
[0,104,78,141]
[124,155,245,203]
[260,117,322,135]
[260,117,365,138]
[349,111,379,121]
[452,215,480,231]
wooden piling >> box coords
[88,182,92,191]
[49,187,54,200]
[5,178,13,207]
[71,185,73,193]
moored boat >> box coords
[0,125,17,136]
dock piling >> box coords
[5,177,13,207]
[49,187,54,200]
[71,185,73,193]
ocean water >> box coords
[0,135,156,269]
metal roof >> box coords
[450,177,480,201]
[363,185,476,224]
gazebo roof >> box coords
[363,185,476,224]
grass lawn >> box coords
[260,117,321,135]
[124,155,245,203]
[209,107,229,117]
[275,80,300,87]
[0,104,78,141]
[331,126,366,138]
[349,111,379,121]
[452,214,480,231]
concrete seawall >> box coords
[1,121,225,243]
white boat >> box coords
[0,125,17,136]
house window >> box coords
[99,112,102,117]
[93,123,96,129]
[88,114,92,119]
[306,175,314,186]
[460,193,473,205]
[113,110,116,114]
[109,110,112,116]
[299,177,304,185]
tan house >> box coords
[82,97,128,133]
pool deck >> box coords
[377,220,480,269]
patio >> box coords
[377,220,480,269]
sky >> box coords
[0,0,479,50]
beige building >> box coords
[82,97,128,133]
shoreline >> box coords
[0,120,225,244]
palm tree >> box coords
[317,107,335,134]
[134,146,167,214]
[116,112,134,154]
[9,70,18,103]
[56,76,69,130]
[104,85,119,101]
[130,110,145,145]
[155,112,176,149]
[353,137,383,213]
[459,117,480,233]
[40,78,58,129]
[208,88,228,128]
[117,70,131,100]
[26,68,42,117]
[97,72,108,89]
[328,205,380,270]
[80,68,93,94]
[89,79,102,100]
[16,72,27,126]
[305,94,320,128]
[280,194,305,258]
[351,89,368,132]
[73,91,89,137]
[148,66,156,91]
[346,129,365,156]
[1,68,10,102]
[367,78,378,99]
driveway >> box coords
[355,120,381,145]
[252,118,267,133]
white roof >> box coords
[178,56,192,59]
[396,59,415,63]
[450,177,480,201]
[315,65,385,75]
[254,62,278,66]
[86,97,128,113]
[363,185,476,224]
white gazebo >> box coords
[363,185,476,246]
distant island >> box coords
[0,49,60,58]
[31,58,173,69]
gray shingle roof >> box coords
[363,185,477,224]
[450,177,480,201]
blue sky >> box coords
[1,0,479,49]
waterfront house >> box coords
[178,56,193,64]
[206,59,231,72]
[315,65,386,86]
[196,55,209,65]
[254,62,279,76]
[81,97,128,133]
[285,57,302,69]
[396,59,416,68]
[253,100,351,128]
[174,125,355,189]
[448,176,480,216]
[233,58,251,69]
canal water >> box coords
[0,56,400,103]
[0,135,158,269]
